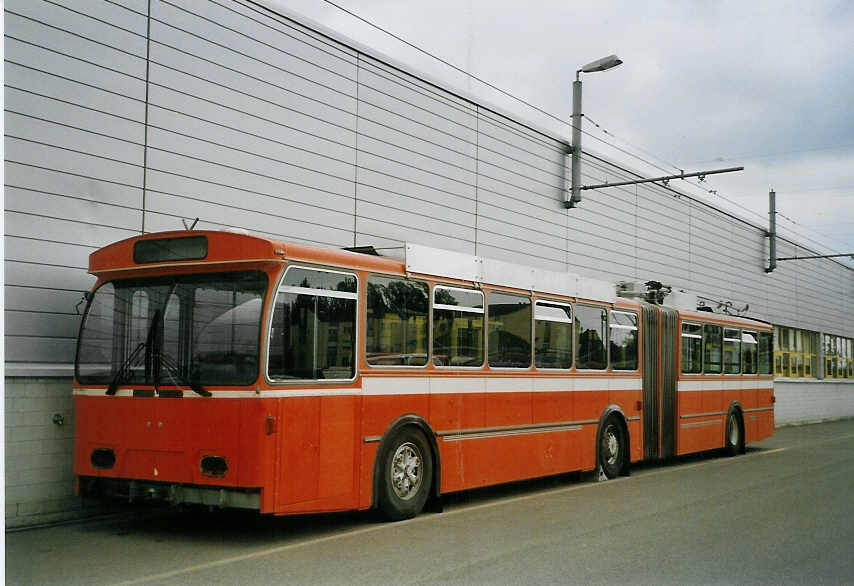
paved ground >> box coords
[7,420,854,585]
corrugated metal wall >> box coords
[5,0,854,369]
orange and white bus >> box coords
[73,230,774,519]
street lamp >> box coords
[566,54,623,209]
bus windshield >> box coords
[76,271,268,387]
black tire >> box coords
[725,410,743,456]
[599,415,624,479]
[378,427,433,521]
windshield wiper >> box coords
[105,341,146,395]
[106,309,160,396]
[148,295,210,397]
[157,352,211,397]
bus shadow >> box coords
[74,446,775,546]
[76,502,376,548]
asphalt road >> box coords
[7,419,854,585]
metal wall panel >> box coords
[143,0,358,243]
[354,57,478,250]
[4,0,147,365]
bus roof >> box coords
[677,309,772,330]
[88,230,403,276]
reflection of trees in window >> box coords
[576,305,606,370]
[268,267,357,380]
[488,292,531,368]
[434,288,457,307]
[366,277,428,366]
[433,286,483,367]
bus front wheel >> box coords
[378,427,433,521]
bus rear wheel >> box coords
[725,410,743,456]
[599,416,624,479]
[378,427,432,521]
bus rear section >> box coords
[675,312,775,455]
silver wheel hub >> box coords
[603,426,619,466]
[391,442,422,500]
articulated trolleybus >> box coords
[74,230,775,520]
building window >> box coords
[774,326,818,378]
[824,333,853,379]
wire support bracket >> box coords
[580,166,744,191]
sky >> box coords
[278,0,854,263]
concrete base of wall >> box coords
[774,379,854,426]
[4,376,110,529]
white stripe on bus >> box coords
[74,375,643,398]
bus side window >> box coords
[609,311,638,371]
[742,331,758,374]
[267,267,357,381]
[433,286,484,367]
[758,331,773,374]
[365,276,429,366]
[681,323,702,373]
[487,291,531,368]
[723,328,741,374]
[575,305,607,370]
[534,301,573,369]
[703,324,723,374]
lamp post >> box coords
[566,54,623,209]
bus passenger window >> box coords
[609,311,638,371]
[433,286,483,367]
[703,324,723,374]
[268,267,357,380]
[681,323,702,373]
[723,328,741,374]
[758,331,773,374]
[575,305,607,370]
[534,302,572,369]
[487,292,531,368]
[741,331,758,374]
[366,276,428,366]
